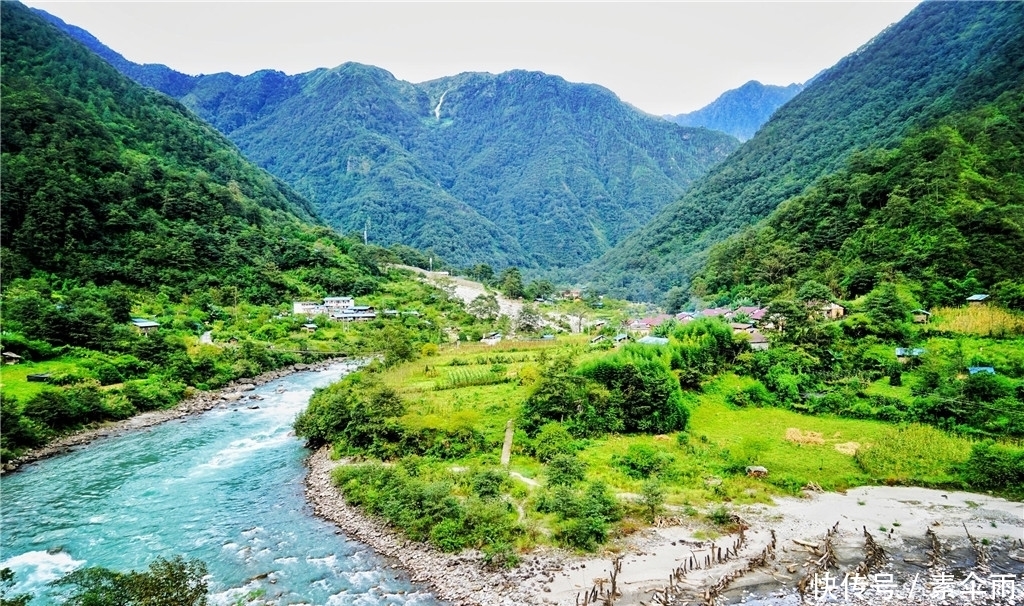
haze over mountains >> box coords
[39,9,739,270]
[665,80,805,142]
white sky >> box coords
[24,1,921,116]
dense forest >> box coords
[0,2,466,461]
[692,90,1024,309]
[36,8,740,271]
[665,80,804,142]
[588,0,1024,301]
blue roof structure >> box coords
[968,366,996,375]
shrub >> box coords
[727,382,775,408]
[470,468,508,499]
[546,454,587,487]
[960,440,1024,496]
[23,384,105,430]
[533,423,577,462]
[613,444,672,479]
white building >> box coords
[293,301,326,315]
[324,296,354,311]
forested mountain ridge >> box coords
[587,1,1024,301]
[665,80,804,141]
[37,8,740,270]
[1,1,366,300]
[694,89,1024,308]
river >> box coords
[0,362,443,606]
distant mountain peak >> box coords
[666,80,805,141]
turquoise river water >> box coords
[0,363,443,605]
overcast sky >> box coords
[24,1,920,116]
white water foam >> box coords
[0,550,85,592]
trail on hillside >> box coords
[391,265,523,318]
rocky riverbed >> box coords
[3,358,348,474]
[306,447,1024,606]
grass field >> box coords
[0,357,92,400]
[359,342,980,545]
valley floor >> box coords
[305,448,1024,605]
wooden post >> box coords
[500,419,514,466]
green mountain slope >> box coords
[696,90,1024,306]
[34,9,739,270]
[665,80,804,141]
[588,1,1024,300]
[169,66,738,269]
[0,1,369,301]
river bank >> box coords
[3,357,350,475]
[306,448,1024,606]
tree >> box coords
[663,286,690,314]
[51,556,207,606]
[1,568,32,606]
[796,280,833,303]
[371,324,416,367]
[468,294,500,321]
[525,279,555,301]
[640,479,665,521]
[498,267,525,299]
[515,303,543,334]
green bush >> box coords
[23,385,105,430]
[546,454,587,487]
[533,423,577,462]
[613,444,673,479]
[960,440,1024,496]
[470,468,508,499]
[727,382,775,408]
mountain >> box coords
[665,81,804,141]
[695,89,1024,307]
[0,1,376,302]
[587,0,1024,301]
[36,9,740,270]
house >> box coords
[966,294,989,305]
[968,366,996,375]
[730,322,753,334]
[302,323,318,332]
[332,310,377,322]
[808,301,845,320]
[481,332,503,346]
[895,347,926,362]
[699,307,731,319]
[2,351,23,364]
[293,301,326,315]
[675,312,695,323]
[613,333,629,344]
[590,335,606,344]
[323,296,354,312]
[637,336,669,346]
[747,330,770,351]
[131,318,160,335]
[911,309,932,324]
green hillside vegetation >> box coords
[193,68,738,270]
[296,310,1023,560]
[0,3,472,461]
[589,1,1024,300]
[36,9,740,271]
[694,91,1024,308]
